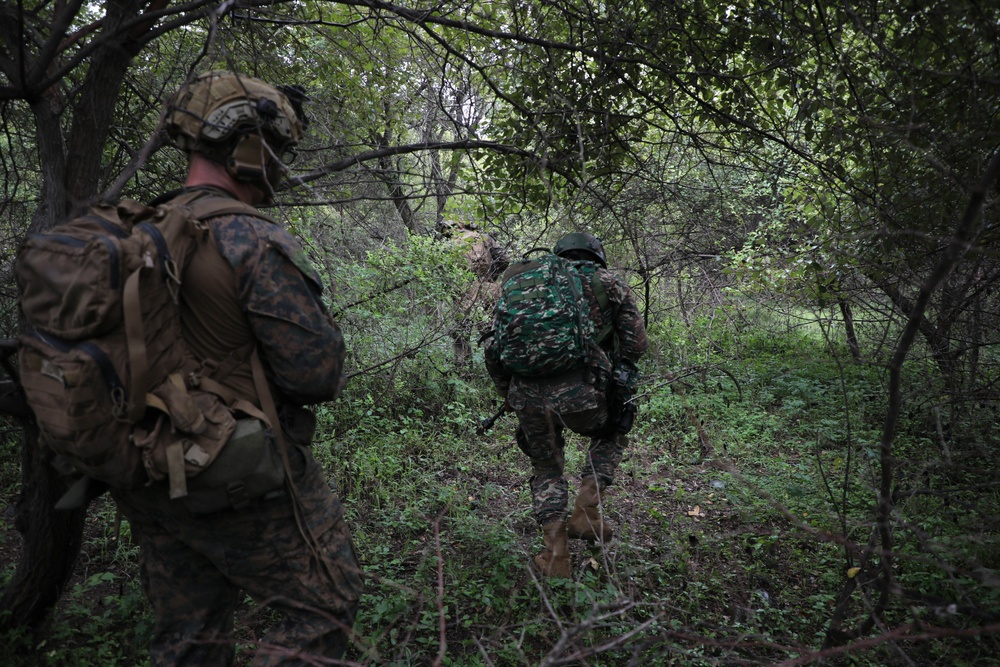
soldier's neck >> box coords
[184,153,263,205]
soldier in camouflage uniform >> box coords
[110,72,363,665]
[440,221,509,365]
[484,232,648,578]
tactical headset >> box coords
[165,71,308,189]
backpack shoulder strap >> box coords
[164,189,279,225]
[591,270,610,311]
[190,197,279,225]
[159,192,285,441]
[590,269,615,345]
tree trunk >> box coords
[838,297,862,361]
[875,278,963,387]
[377,152,418,232]
[0,376,85,632]
[1,0,155,632]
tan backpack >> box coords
[16,190,280,505]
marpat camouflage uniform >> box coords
[485,261,648,526]
[112,187,363,666]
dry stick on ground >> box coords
[781,621,1000,667]
[536,600,653,667]
[471,635,498,666]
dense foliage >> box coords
[1,1,999,664]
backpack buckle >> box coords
[227,481,249,510]
[111,386,129,422]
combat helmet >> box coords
[165,71,308,187]
[553,232,607,267]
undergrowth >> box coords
[3,302,999,666]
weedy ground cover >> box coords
[2,311,998,665]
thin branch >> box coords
[284,140,547,187]
[431,511,447,667]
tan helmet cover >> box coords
[165,71,303,163]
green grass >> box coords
[3,309,999,666]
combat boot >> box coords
[567,477,613,543]
[534,520,572,578]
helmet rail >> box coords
[165,71,306,187]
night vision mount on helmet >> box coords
[165,71,308,186]
[553,232,607,268]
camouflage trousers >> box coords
[113,442,364,667]
[514,403,626,526]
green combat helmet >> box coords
[553,232,607,268]
[165,71,308,187]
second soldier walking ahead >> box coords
[484,232,648,578]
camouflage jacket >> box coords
[179,189,346,408]
[454,228,509,282]
[484,260,648,411]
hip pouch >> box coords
[179,417,286,514]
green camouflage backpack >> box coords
[15,190,281,506]
[493,253,610,378]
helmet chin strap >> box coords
[228,133,267,181]
[227,133,286,203]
